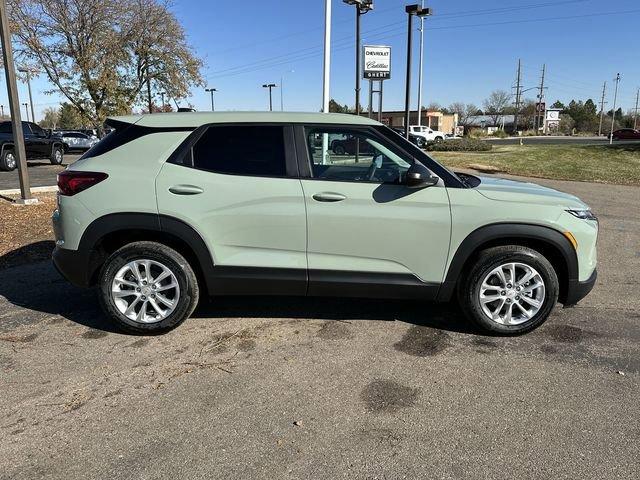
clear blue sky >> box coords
[7,0,640,121]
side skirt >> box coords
[206,266,440,301]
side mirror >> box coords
[405,163,439,188]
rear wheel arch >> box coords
[78,213,215,293]
[438,223,577,304]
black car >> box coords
[0,121,65,171]
[390,127,426,148]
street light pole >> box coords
[159,91,166,111]
[18,68,36,124]
[262,83,277,111]
[322,0,332,113]
[416,0,425,127]
[205,88,217,111]
[22,102,29,121]
[343,1,373,115]
[0,0,32,202]
[403,4,431,139]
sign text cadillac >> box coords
[363,45,391,80]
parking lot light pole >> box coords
[18,67,36,124]
[262,83,277,111]
[22,102,29,121]
[205,87,217,111]
[0,0,32,202]
[403,4,432,139]
[343,0,373,115]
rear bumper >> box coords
[564,269,597,307]
[52,246,91,288]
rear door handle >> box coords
[168,184,204,195]
[312,192,346,202]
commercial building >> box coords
[373,110,458,134]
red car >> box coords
[611,128,640,140]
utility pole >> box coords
[0,0,32,202]
[513,59,522,134]
[609,73,620,145]
[205,87,217,111]
[416,0,425,126]
[535,64,546,133]
[633,88,639,130]
[0,105,4,117]
[262,83,277,111]
[598,81,607,137]
[159,92,166,111]
[322,0,332,113]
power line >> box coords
[206,8,640,81]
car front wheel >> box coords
[98,241,200,334]
[458,245,559,335]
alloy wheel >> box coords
[110,259,180,324]
[478,262,546,325]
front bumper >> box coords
[563,268,597,307]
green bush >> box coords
[426,138,492,152]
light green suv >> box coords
[52,112,598,334]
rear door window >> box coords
[191,126,287,177]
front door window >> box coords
[306,128,412,184]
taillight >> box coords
[57,171,108,196]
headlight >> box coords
[566,209,597,221]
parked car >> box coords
[0,121,65,171]
[52,112,598,335]
[390,127,426,147]
[409,125,446,143]
[330,134,375,155]
[610,128,640,140]
[54,131,99,152]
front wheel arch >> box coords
[438,223,577,304]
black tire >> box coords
[458,245,559,335]
[50,145,64,165]
[0,149,17,171]
[98,241,200,334]
[434,136,444,143]
[333,144,346,155]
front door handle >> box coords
[168,184,204,195]
[312,192,346,202]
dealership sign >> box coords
[363,45,391,80]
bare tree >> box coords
[483,90,511,127]
[448,102,478,127]
[39,106,59,129]
[9,0,204,127]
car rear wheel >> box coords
[0,149,17,171]
[458,245,559,335]
[50,145,64,165]
[333,144,346,155]
[98,241,200,334]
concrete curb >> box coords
[0,185,57,196]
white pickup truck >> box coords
[408,125,446,143]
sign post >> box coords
[363,45,390,121]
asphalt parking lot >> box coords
[0,155,81,191]
[1,175,639,479]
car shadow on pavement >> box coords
[0,243,477,335]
